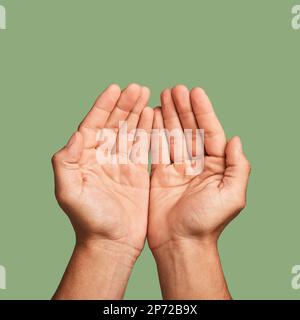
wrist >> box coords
[75,238,141,268]
[53,238,139,300]
[151,238,230,300]
[152,238,219,265]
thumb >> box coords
[223,136,251,195]
[51,131,83,199]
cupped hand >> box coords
[148,85,251,251]
[52,84,153,257]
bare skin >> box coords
[52,83,251,300]
[52,83,153,299]
[148,85,251,299]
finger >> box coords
[171,85,198,130]
[105,83,142,130]
[130,107,154,167]
[78,84,121,149]
[79,84,121,130]
[116,86,150,156]
[151,107,170,170]
[51,132,83,199]
[161,89,188,162]
[190,87,226,157]
[171,85,199,157]
[127,86,150,131]
[223,136,251,200]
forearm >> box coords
[153,239,231,300]
[53,240,138,300]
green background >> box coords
[0,0,299,299]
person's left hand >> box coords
[52,84,153,258]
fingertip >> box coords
[172,84,189,94]
[105,84,122,101]
[232,136,250,170]
[124,83,142,104]
[190,87,207,100]
[160,88,171,101]
[140,86,151,104]
[108,83,121,93]
[190,87,215,118]
[171,85,189,106]
[226,135,250,172]
[126,83,142,93]
[142,86,151,96]
[101,83,121,105]
[231,136,243,153]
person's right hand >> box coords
[52,84,153,258]
[52,83,154,300]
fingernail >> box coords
[67,132,77,148]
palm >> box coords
[150,155,238,248]
[69,148,149,245]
